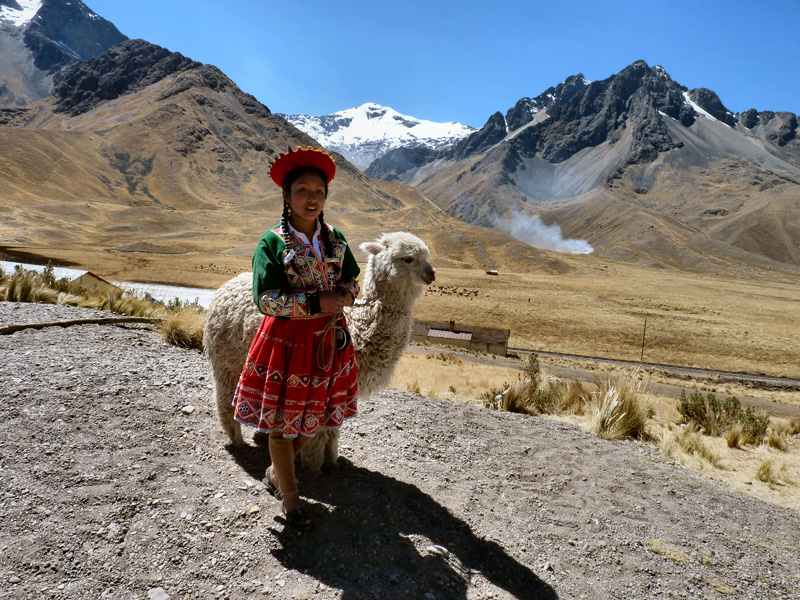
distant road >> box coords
[511,347,800,393]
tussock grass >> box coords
[479,355,652,441]
[755,457,792,488]
[773,417,800,437]
[160,308,205,350]
[671,423,724,468]
[725,424,744,449]
[584,371,654,441]
[767,429,788,452]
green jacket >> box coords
[251,223,360,317]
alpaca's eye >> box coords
[402,257,414,264]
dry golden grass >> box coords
[414,266,800,387]
[661,422,725,469]
[389,352,520,407]
[755,456,794,488]
[0,267,205,349]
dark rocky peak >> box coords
[164,62,271,119]
[687,88,736,127]
[0,1,24,10]
[506,73,589,132]
[757,111,798,146]
[53,38,200,116]
[364,145,438,182]
[508,60,691,165]
[23,0,127,73]
[739,108,760,129]
[446,111,508,160]
[440,60,696,167]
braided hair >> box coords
[281,166,337,275]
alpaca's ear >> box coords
[360,241,384,255]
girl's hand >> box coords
[319,289,353,314]
[336,286,354,308]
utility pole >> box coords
[640,317,647,363]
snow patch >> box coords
[0,0,42,26]
[56,39,82,59]
[683,92,732,128]
[284,103,475,170]
[293,103,474,147]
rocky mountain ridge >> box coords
[360,60,800,271]
[369,61,799,184]
[2,35,555,286]
[0,0,126,106]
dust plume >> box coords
[494,210,593,254]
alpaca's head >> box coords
[360,232,435,297]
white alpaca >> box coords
[204,231,435,471]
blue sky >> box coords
[86,0,799,128]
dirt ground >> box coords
[1,302,799,600]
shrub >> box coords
[481,382,511,410]
[677,389,769,444]
[739,406,769,445]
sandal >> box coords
[263,466,283,500]
[283,506,313,531]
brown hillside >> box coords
[0,53,572,287]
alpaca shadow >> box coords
[225,432,272,480]
[269,465,558,600]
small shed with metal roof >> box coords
[411,319,510,356]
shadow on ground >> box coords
[271,464,557,600]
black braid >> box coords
[281,201,302,277]
[317,210,335,263]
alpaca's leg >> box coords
[324,429,340,467]
[299,433,326,473]
[215,372,244,447]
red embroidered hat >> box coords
[269,146,336,187]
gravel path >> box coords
[1,302,798,600]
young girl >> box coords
[232,147,360,530]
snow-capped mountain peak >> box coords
[281,103,476,170]
[0,0,42,26]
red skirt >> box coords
[232,314,358,438]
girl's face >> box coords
[284,171,327,231]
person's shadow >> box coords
[230,439,557,599]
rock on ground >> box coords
[0,302,798,599]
